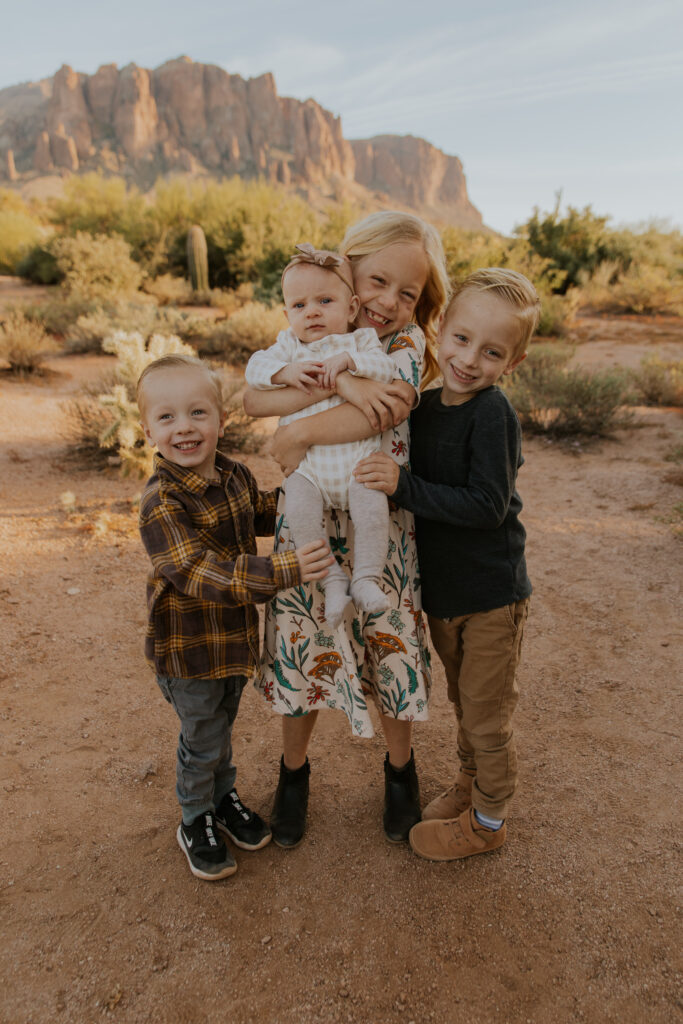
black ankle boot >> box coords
[271,756,310,848]
[383,749,420,843]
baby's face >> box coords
[283,264,359,343]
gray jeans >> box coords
[156,674,247,825]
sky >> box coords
[1,0,681,235]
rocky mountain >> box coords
[0,57,483,228]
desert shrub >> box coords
[581,260,683,317]
[0,209,45,275]
[52,232,142,301]
[503,343,631,436]
[50,173,147,248]
[536,290,580,337]
[441,227,509,282]
[61,300,205,354]
[142,273,195,306]
[441,231,576,337]
[517,199,632,293]
[194,301,286,362]
[629,356,683,407]
[16,244,61,284]
[218,385,264,456]
[63,371,118,462]
[22,295,98,338]
[206,282,255,317]
[0,309,59,373]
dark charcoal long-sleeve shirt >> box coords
[391,386,531,619]
[139,452,301,680]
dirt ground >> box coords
[0,311,681,1024]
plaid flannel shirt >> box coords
[139,451,301,680]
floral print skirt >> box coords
[255,494,432,737]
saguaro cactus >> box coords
[187,225,209,292]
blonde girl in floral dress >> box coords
[243,211,449,846]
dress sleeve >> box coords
[139,495,301,605]
[244,330,296,389]
[385,323,426,396]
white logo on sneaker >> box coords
[185,835,193,848]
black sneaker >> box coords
[176,811,237,880]
[215,789,272,851]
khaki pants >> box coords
[428,599,529,820]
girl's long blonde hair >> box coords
[340,211,449,388]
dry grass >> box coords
[0,309,59,373]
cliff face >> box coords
[0,57,482,228]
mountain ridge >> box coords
[0,56,483,229]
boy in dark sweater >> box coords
[355,268,540,860]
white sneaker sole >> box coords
[176,826,238,880]
[215,820,272,851]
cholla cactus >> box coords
[98,384,152,477]
[102,330,195,387]
[98,331,196,476]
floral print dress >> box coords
[255,322,432,737]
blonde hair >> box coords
[447,268,541,358]
[340,211,449,389]
[137,354,224,419]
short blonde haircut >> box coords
[340,211,449,389]
[447,268,541,359]
[137,354,224,419]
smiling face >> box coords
[140,366,226,479]
[282,263,359,343]
[352,242,429,340]
[437,289,527,406]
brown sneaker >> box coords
[421,769,474,821]
[409,807,506,861]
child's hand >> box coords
[272,362,325,393]
[354,453,400,495]
[270,422,309,477]
[321,353,355,390]
[336,376,412,432]
[295,539,334,581]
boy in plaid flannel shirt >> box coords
[137,354,332,880]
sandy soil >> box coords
[0,315,681,1024]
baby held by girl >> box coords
[245,243,395,628]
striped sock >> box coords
[473,808,504,831]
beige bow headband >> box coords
[281,243,355,294]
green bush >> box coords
[52,232,142,301]
[503,343,631,436]
[50,173,147,246]
[516,198,632,292]
[0,309,59,373]
[16,244,61,284]
[0,210,45,275]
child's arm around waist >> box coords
[139,490,301,606]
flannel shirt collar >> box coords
[153,451,236,495]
